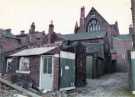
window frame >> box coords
[6,58,13,72]
[43,55,53,74]
[16,57,30,74]
[87,19,101,32]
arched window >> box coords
[87,19,101,32]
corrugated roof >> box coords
[60,32,106,41]
[113,34,131,40]
[10,46,56,56]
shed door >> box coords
[39,55,53,91]
[86,56,93,79]
[60,51,75,90]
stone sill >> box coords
[16,70,30,74]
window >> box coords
[87,19,101,32]
[6,58,13,72]
[122,53,125,59]
[16,57,30,74]
[43,56,52,74]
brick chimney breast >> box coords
[80,6,85,32]
[80,6,85,18]
[48,20,55,44]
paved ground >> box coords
[76,72,134,97]
[0,72,134,97]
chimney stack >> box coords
[80,6,85,18]
[5,29,11,33]
[48,20,54,44]
[48,20,54,33]
[131,0,135,48]
[80,6,85,32]
[20,30,25,35]
[29,22,35,34]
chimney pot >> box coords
[20,30,25,35]
[5,29,11,33]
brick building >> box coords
[7,46,76,91]
[113,34,132,72]
[74,6,132,73]
[0,6,132,92]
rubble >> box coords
[0,89,18,97]
[0,72,133,97]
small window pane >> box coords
[87,19,101,32]
[48,56,52,74]
[43,57,47,73]
[43,56,52,74]
[7,58,13,72]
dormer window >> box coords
[87,19,101,32]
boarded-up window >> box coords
[19,57,30,71]
[7,57,19,73]
[43,56,52,74]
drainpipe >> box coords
[131,0,135,49]
[130,0,135,94]
[58,51,61,90]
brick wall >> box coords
[113,38,132,72]
[53,56,59,90]
[29,56,40,87]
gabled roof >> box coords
[60,32,106,41]
[86,7,109,24]
[10,46,56,57]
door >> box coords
[60,51,75,90]
[86,56,93,79]
[39,55,53,91]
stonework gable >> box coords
[76,7,119,36]
[85,7,109,32]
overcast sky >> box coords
[0,0,132,34]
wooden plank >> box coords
[0,78,41,97]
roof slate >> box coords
[10,46,56,56]
[83,42,104,58]
[60,32,106,41]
